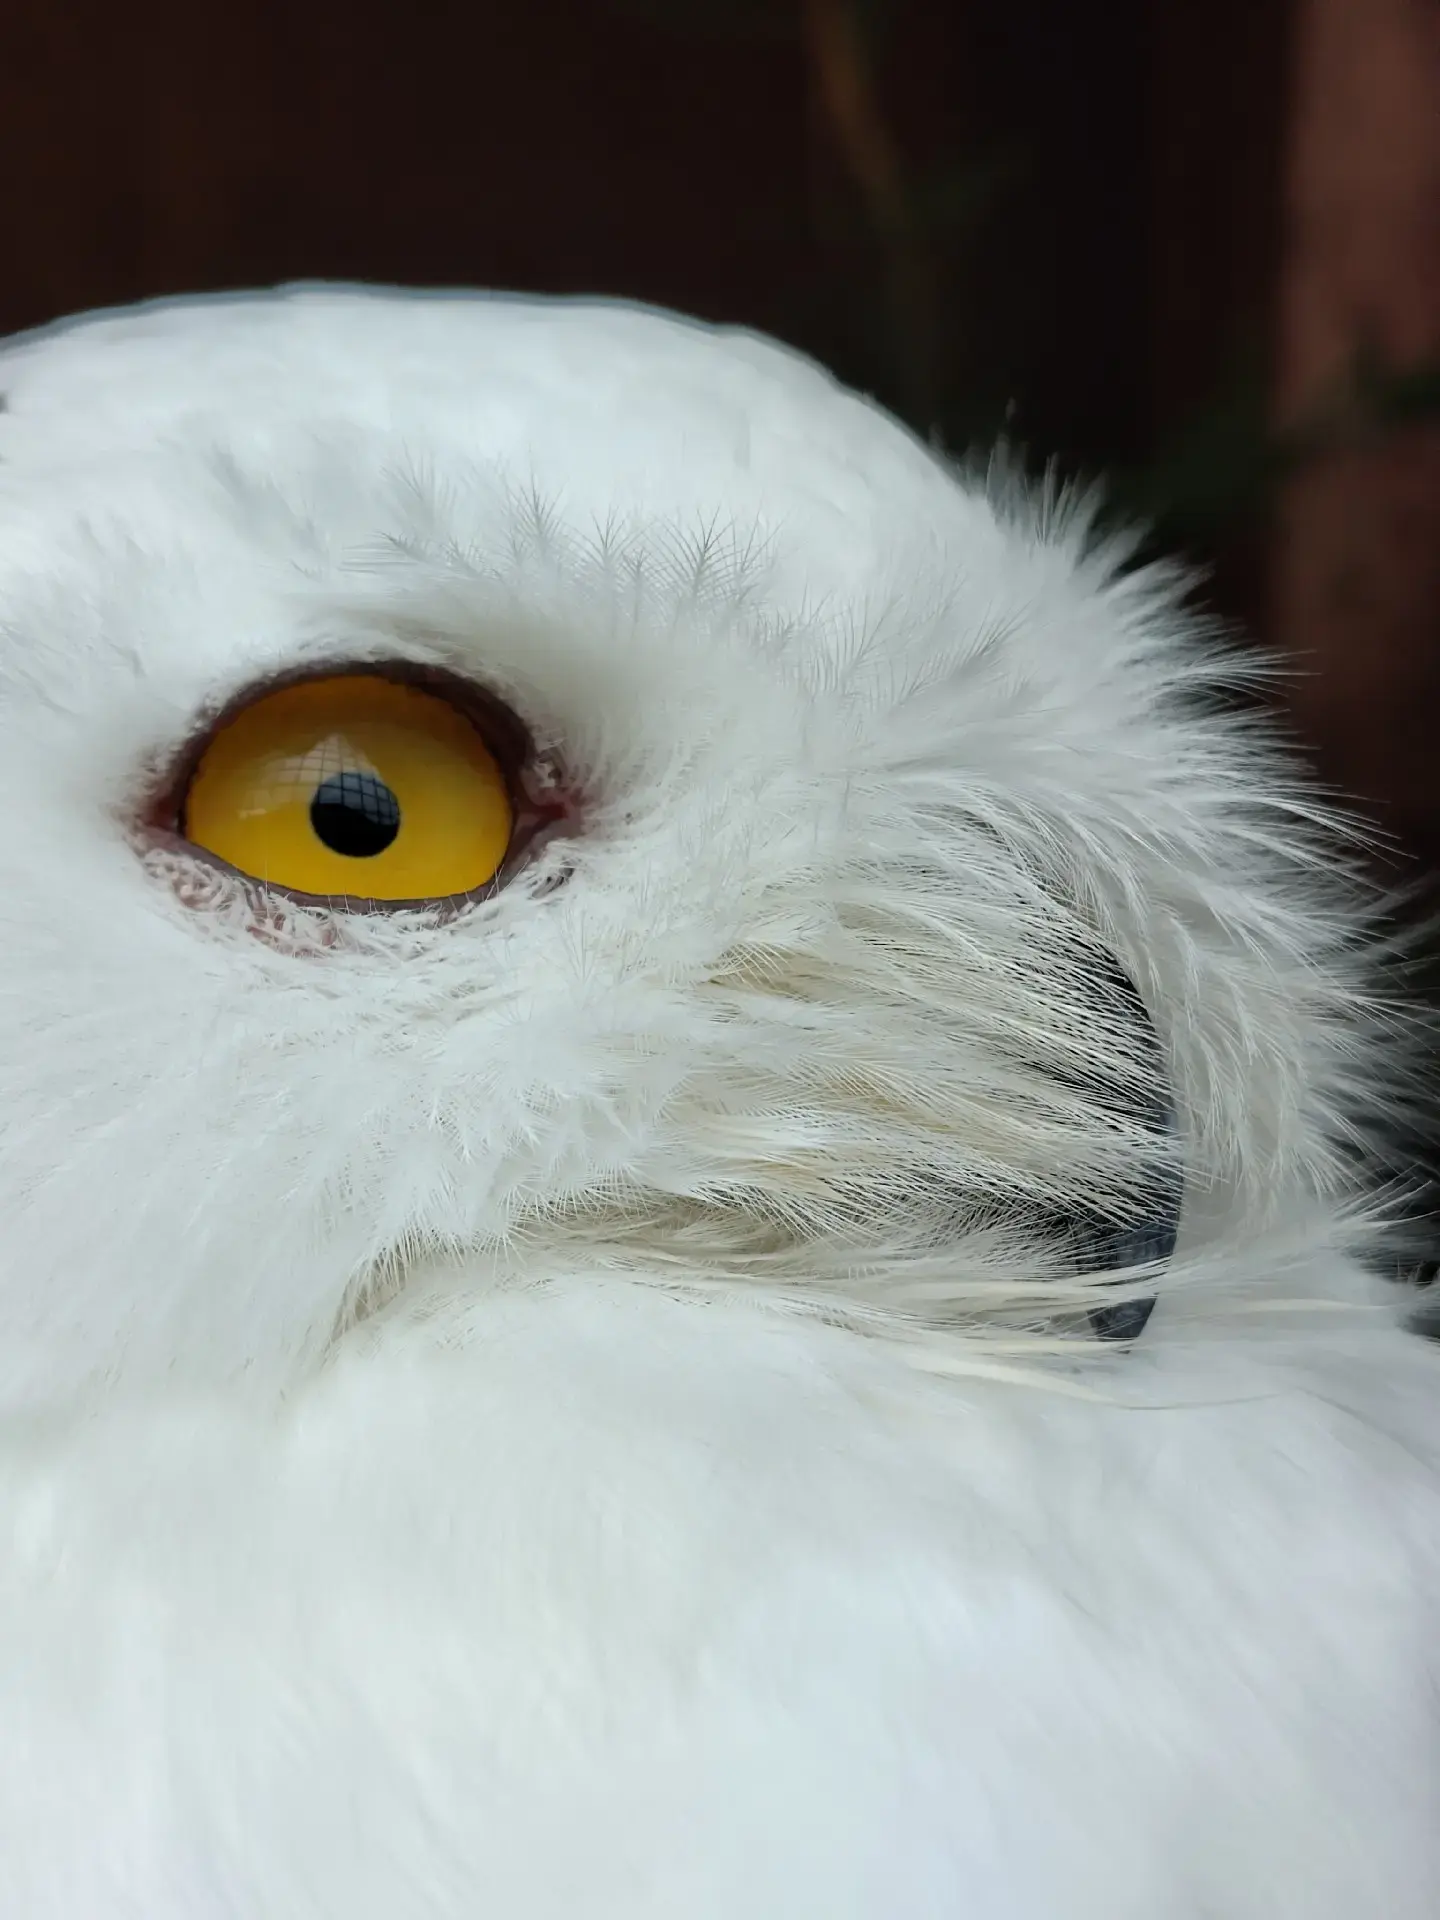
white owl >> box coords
[0,285,1435,1918]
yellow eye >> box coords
[181,674,514,903]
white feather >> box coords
[0,286,1434,1916]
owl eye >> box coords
[179,672,516,905]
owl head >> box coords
[0,287,1404,1411]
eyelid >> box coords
[147,661,579,916]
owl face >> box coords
[0,289,1387,1410]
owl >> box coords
[0,285,1435,1918]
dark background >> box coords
[5,0,1440,1225]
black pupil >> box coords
[310,771,401,858]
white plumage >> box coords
[0,285,1434,1916]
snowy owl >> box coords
[0,285,1435,1918]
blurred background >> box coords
[4,0,1439,1239]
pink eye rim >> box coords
[143,658,580,918]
